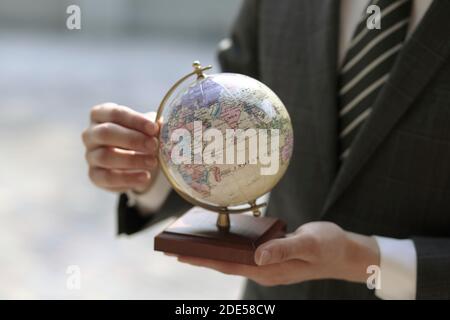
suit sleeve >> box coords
[117,190,192,235]
[412,237,450,299]
[117,0,260,236]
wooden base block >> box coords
[154,207,286,265]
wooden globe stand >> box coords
[153,61,286,265]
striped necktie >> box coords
[338,0,412,161]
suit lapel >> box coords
[322,0,450,214]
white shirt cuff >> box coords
[373,236,417,300]
[126,170,172,216]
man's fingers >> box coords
[145,111,157,123]
[88,167,151,189]
[85,122,158,153]
[177,256,257,276]
[255,233,318,265]
[90,103,158,136]
[177,256,311,286]
[164,253,178,257]
[86,147,158,170]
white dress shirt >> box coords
[129,0,433,300]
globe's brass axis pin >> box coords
[217,212,230,230]
[192,60,208,79]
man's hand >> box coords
[175,222,380,286]
[82,102,159,193]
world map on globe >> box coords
[159,73,293,208]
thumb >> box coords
[255,235,303,266]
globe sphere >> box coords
[159,72,293,208]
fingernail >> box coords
[164,253,177,257]
[138,172,149,182]
[258,250,271,266]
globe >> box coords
[158,63,293,211]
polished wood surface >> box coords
[154,207,286,265]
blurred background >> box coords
[0,0,246,299]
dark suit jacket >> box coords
[118,0,450,299]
